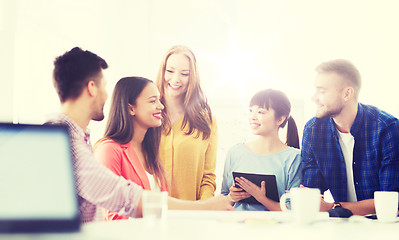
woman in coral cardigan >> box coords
[94,77,232,221]
[156,45,217,200]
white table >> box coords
[1,210,398,239]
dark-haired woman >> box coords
[221,89,301,211]
[94,77,232,221]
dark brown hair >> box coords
[103,77,166,187]
[156,45,212,140]
[250,89,300,149]
[53,47,108,102]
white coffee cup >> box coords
[280,187,321,224]
[142,190,168,222]
[374,191,398,223]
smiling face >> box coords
[248,105,283,136]
[130,83,164,130]
[164,53,190,99]
[312,72,346,119]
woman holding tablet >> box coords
[221,89,301,211]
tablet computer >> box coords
[0,123,80,233]
[232,171,279,204]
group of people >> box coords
[47,46,399,223]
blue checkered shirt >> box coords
[301,103,399,202]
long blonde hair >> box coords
[156,45,212,140]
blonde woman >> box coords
[156,45,217,200]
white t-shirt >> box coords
[337,130,357,202]
[146,171,160,191]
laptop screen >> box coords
[0,123,80,232]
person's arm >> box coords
[220,155,231,197]
[94,140,123,177]
[324,121,399,216]
[286,152,302,190]
[235,177,281,211]
[322,121,399,216]
[220,144,250,205]
[379,121,399,192]
[221,146,236,196]
[320,199,375,215]
[73,137,143,218]
[301,124,328,192]
[94,141,131,220]
[199,119,218,200]
[136,197,143,217]
[168,195,234,211]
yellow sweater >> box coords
[159,116,217,200]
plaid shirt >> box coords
[301,103,399,202]
[46,114,143,222]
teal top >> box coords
[221,143,302,211]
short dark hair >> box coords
[53,47,108,102]
[316,59,361,98]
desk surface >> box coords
[1,210,398,240]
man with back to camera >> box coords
[301,59,399,215]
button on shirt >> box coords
[46,114,143,222]
[301,103,399,202]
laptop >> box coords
[0,123,80,233]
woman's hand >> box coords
[235,177,267,203]
[228,184,251,203]
[168,195,234,211]
[199,195,235,211]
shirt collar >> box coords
[328,118,340,141]
[57,113,91,144]
[350,103,363,138]
[328,103,363,140]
